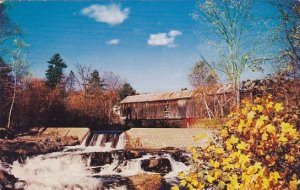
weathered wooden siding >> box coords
[120,98,198,120]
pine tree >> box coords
[88,70,105,92]
[45,53,67,88]
[119,83,136,100]
[66,70,76,91]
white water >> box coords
[115,133,126,150]
[6,132,190,190]
[11,152,100,190]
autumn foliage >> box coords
[174,96,300,190]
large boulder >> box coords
[128,173,162,190]
[141,158,172,174]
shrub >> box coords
[173,95,300,190]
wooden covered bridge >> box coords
[119,88,232,127]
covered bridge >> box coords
[119,90,200,127]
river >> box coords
[1,131,191,190]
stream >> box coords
[1,131,191,190]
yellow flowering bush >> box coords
[173,95,300,190]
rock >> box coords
[141,158,172,174]
[128,173,162,190]
[0,135,80,164]
[0,128,14,140]
[171,150,190,165]
[0,170,17,189]
[124,150,143,160]
[89,152,114,167]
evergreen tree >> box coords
[66,70,76,91]
[45,53,67,88]
[88,70,105,91]
[119,83,136,100]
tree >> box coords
[189,61,219,119]
[102,71,123,91]
[119,83,136,100]
[271,0,300,76]
[88,69,105,92]
[196,0,268,107]
[189,61,218,87]
[0,57,13,127]
[7,39,29,129]
[0,3,21,56]
[45,53,67,88]
[66,70,76,91]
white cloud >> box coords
[147,30,182,48]
[81,4,129,26]
[106,39,120,45]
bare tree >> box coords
[196,0,269,107]
[7,39,29,129]
[271,0,300,75]
[189,60,218,119]
[102,71,124,91]
[75,63,92,96]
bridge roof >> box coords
[120,90,196,104]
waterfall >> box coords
[11,152,100,190]
[81,132,126,150]
[115,133,126,150]
[5,130,191,190]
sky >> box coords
[7,0,278,93]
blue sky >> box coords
[7,1,277,93]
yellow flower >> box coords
[252,105,264,112]
[213,161,220,168]
[228,135,239,145]
[266,124,276,134]
[222,158,231,166]
[239,154,250,164]
[262,133,268,141]
[289,175,299,190]
[280,122,297,136]
[237,120,245,132]
[257,105,264,112]
[274,103,284,112]
[237,141,248,150]
[207,175,215,183]
[266,101,273,109]
[180,179,187,186]
[262,178,270,189]
[226,143,233,151]
[279,134,288,143]
[226,120,234,127]
[269,171,280,182]
[247,111,256,120]
[215,147,225,154]
[191,179,198,186]
[214,170,222,178]
[223,164,234,171]
[221,129,229,138]
[229,174,239,189]
[171,185,179,190]
[178,172,185,179]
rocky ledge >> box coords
[0,135,80,164]
[0,134,80,189]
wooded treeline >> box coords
[0,54,137,129]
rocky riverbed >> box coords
[0,129,192,190]
[0,131,80,189]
